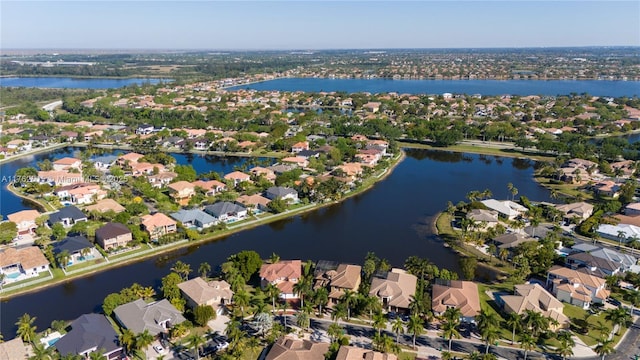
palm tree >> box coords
[557,331,575,360]
[407,314,423,349]
[519,333,536,360]
[594,338,614,360]
[88,349,105,360]
[480,324,500,354]
[135,330,154,351]
[297,311,310,331]
[521,310,548,338]
[233,289,251,319]
[313,287,328,316]
[505,312,521,345]
[442,319,461,352]
[392,317,404,344]
[187,333,205,360]
[198,262,211,279]
[171,260,192,280]
[292,276,311,309]
[372,311,386,336]
[119,329,136,353]
[327,323,343,343]
[476,309,499,334]
[29,342,56,360]
[15,313,37,343]
[265,283,281,314]
[56,250,71,269]
[467,351,482,360]
[339,289,356,319]
[443,307,462,325]
[604,307,631,335]
[279,301,289,329]
[625,290,640,315]
[331,302,348,323]
[498,248,509,262]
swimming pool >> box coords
[5,272,21,280]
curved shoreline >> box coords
[0,152,405,300]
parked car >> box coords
[153,345,164,354]
[215,341,229,351]
[160,338,169,348]
[608,298,622,307]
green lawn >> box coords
[563,304,626,346]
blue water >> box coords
[47,338,60,347]
[5,273,20,280]
[0,77,170,89]
[228,78,640,97]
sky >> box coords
[1,1,639,50]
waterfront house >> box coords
[491,233,537,251]
[204,202,247,223]
[7,209,40,235]
[93,155,118,172]
[593,180,621,198]
[170,209,217,230]
[52,157,82,171]
[38,170,84,186]
[148,171,178,188]
[625,203,640,216]
[322,264,362,305]
[7,139,32,152]
[192,179,227,196]
[48,206,88,228]
[466,209,499,231]
[0,247,50,284]
[54,313,123,360]
[0,338,29,360]
[280,156,309,168]
[135,124,155,135]
[67,184,106,205]
[249,167,276,182]
[291,141,309,153]
[224,171,251,186]
[265,336,329,360]
[178,278,234,314]
[265,186,299,203]
[498,283,569,330]
[167,181,195,203]
[268,164,296,175]
[566,252,623,277]
[363,102,381,113]
[260,260,302,299]
[116,152,145,166]
[130,162,164,177]
[480,199,527,220]
[571,245,638,273]
[431,280,481,323]
[141,213,177,241]
[546,265,609,309]
[84,199,126,214]
[236,194,271,214]
[114,299,186,335]
[369,268,417,313]
[596,223,640,243]
[336,346,397,360]
[95,222,133,251]
[555,202,594,224]
[53,236,96,266]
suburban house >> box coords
[431,280,481,323]
[167,181,196,203]
[224,171,252,186]
[498,283,569,330]
[116,152,145,167]
[0,247,50,284]
[369,268,417,313]
[249,167,276,182]
[141,213,177,240]
[336,346,397,360]
[178,278,234,314]
[281,156,309,168]
[53,236,96,266]
[265,186,299,203]
[491,233,537,252]
[0,337,29,360]
[625,203,640,216]
[54,314,123,360]
[291,141,310,153]
[570,244,638,273]
[95,222,133,251]
[325,264,362,305]
[236,194,271,214]
[114,299,186,335]
[84,199,126,214]
[38,170,84,186]
[52,157,82,171]
[66,184,107,205]
[135,124,155,135]
[480,199,527,220]
[7,209,40,235]
[260,260,302,299]
[48,206,88,228]
[596,223,640,243]
[466,209,500,231]
[148,172,178,188]
[546,265,610,309]
[204,202,247,223]
[170,209,217,230]
[555,202,594,224]
[93,155,118,172]
[265,336,329,360]
[192,179,227,196]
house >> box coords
[555,202,594,224]
[192,179,227,196]
[0,337,30,360]
[249,167,276,182]
[324,264,362,305]
[498,283,569,330]
[204,202,247,223]
[336,346,397,360]
[480,199,527,220]
[116,152,145,166]
[224,171,251,186]
[93,155,118,172]
[178,278,234,314]
[431,280,481,323]
[291,141,309,153]
[491,233,537,250]
[596,223,640,243]
[167,181,196,202]
[84,199,126,214]
[0,247,50,284]
[141,213,177,240]
[67,184,106,205]
[466,209,499,231]
[52,157,82,171]
[54,314,123,360]
[148,171,178,188]
[260,260,302,299]
[566,252,622,277]
[7,139,32,151]
[546,265,609,309]
[113,299,186,335]
[265,186,299,203]
[48,206,88,228]
[130,162,164,177]
[38,170,84,186]
[7,209,40,235]
[625,203,640,216]
[280,156,309,168]
[369,268,417,313]
[95,223,133,251]
[265,336,329,360]
[53,236,96,266]
[135,124,155,135]
[236,194,271,214]
[363,102,382,113]
[170,209,217,230]
[594,180,620,198]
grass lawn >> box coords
[397,351,417,360]
[563,304,626,346]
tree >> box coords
[187,333,205,360]
[459,257,477,280]
[15,313,37,343]
[407,314,423,349]
[0,222,17,244]
[604,307,631,335]
[119,329,136,353]
[292,276,312,309]
[520,333,536,360]
[505,312,521,345]
[228,250,262,280]
[296,311,310,331]
[327,323,343,343]
[233,289,251,318]
[171,260,192,280]
[198,262,211,279]
[193,305,215,326]
[594,337,614,360]
[392,317,404,344]
[442,319,461,352]
[372,311,386,336]
[136,330,154,351]
[267,197,287,213]
[253,312,273,337]
[480,325,500,354]
[29,342,56,360]
[161,272,185,311]
[265,283,281,314]
[51,222,67,241]
[313,287,328,315]
[557,331,575,360]
[339,289,357,320]
[507,182,518,201]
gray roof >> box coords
[114,299,186,335]
[590,247,637,268]
[170,209,216,225]
[92,155,118,164]
[204,202,246,218]
[571,243,600,253]
[53,236,93,254]
[48,206,87,225]
[95,222,130,241]
[265,186,298,199]
[54,313,121,357]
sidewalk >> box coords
[571,335,597,358]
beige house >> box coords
[336,346,397,360]
[224,171,252,186]
[0,337,30,360]
[369,268,417,313]
[84,199,126,214]
[192,180,227,196]
[178,277,233,314]
[432,280,481,323]
[52,157,82,171]
[95,222,133,250]
[466,209,500,231]
[555,202,594,224]
[168,181,195,202]
[0,247,50,284]
[314,264,362,305]
[500,283,569,330]
[265,336,329,360]
[7,210,40,235]
[546,265,610,309]
[141,213,177,240]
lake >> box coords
[228,78,640,97]
[0,148,551,337]
[0,77,170,89]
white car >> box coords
[153,345,164,354]
[215,341,229,351]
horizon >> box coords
[2,1,639,50]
